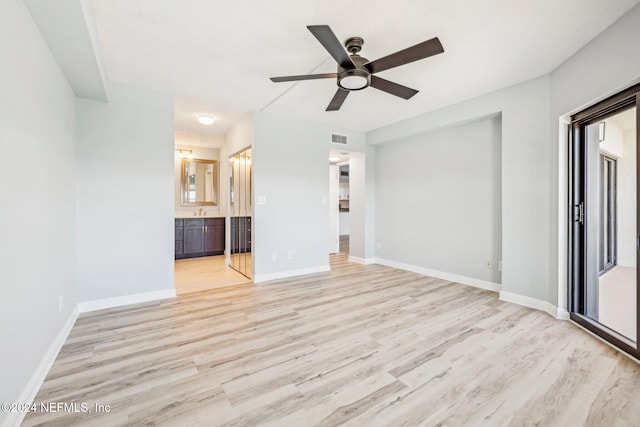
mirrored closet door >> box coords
[229,147,252,279]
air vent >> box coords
[331,133,348,144]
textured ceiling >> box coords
[85,0,639,144]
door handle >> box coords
[576,202,584,225]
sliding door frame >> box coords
[568,82,640,359]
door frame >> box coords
[568,82,640,359]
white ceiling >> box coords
[24,0,108,101]
[31,0,640,146]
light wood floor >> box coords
[23,245,640,426]
[175,255,251,295]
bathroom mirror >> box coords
[181,158,218,206]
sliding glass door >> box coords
[569,85,639,358]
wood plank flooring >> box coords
[23,244,640,426]
[175,255,251,295]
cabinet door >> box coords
[204,225,224,253]
[175,225,184,257]
[183,226,204,254]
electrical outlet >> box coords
[272,252,277,262]
[485,259,492,269]
[58,295,63,313]
[498,261,503,272]
[288,250,294,260]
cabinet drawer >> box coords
[175,219,184,227]
[184,218,204,227]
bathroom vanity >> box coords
[175,217,224,259]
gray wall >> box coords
[375,116,502,283]
[75,83,175,302]
[0,0,77,414]
[549,3,640,306]
[369,76,551,302]
[370,3,640,308]
[253,112,367,279]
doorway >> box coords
[229,147,253,279]
[568,85,639,358]
[329,151,351,256]
[173,146,250,295]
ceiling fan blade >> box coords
[270,73,337,83]
[365,37,444,74]
[307,25,355,70]
[326,88,349,111]
[370,75,418,100]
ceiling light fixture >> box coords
[329,155,342,162]
[197,115,215,125]
[176,149,193,158]
[338,70,370,91]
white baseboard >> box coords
[254,265,331,283]
[77,288,177,313]
[556,308,570,320]
[348,256,376,265]
[4,288,177,427]
[4,305,80,427]
[499,291,566,319]
[375,258,502,292]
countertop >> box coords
[175,212,225,219]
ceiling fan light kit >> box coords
[270,25,444,111]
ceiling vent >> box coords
[331,133,348,144]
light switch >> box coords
[257,196,267,205]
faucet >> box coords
[198,208,203,216]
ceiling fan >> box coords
[270,25,444,111]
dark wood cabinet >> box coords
[175,219,184,256]
[183,223,205,254]
[175,218,225,259]
[204,218,225,253]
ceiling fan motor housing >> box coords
[338,55,370,91]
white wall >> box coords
[253,112,366,280]
[174,145,221,216]
[375,115,502,284]
[349,152,368,261]
[0,0,77,420]
[339,212,350,235]
[75,82,175,302]
[599,119,624,158]
[550,3,640,307]
[369,76,550,301]
[618,128,637,268]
